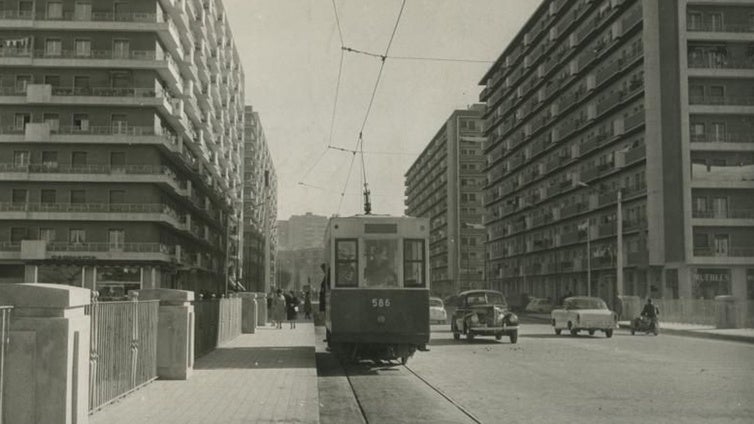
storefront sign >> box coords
[696,269,730,283]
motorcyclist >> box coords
[640,298,659,330]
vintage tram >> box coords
[323,214,430,364]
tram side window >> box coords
[364,239,399,287]
[335,239,358,287]
[403,239,426,288]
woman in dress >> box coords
[286,290,299,329]
[273,289,286,329]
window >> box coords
[41,189,56,204]
[713,197,728,218]
[71,151,87,166]
[404,239,426,287]
[113,39,130,59]
[12,189,27,204]
[45,38,62,56]
[710,13,723,32]
[74,39,91,57]
[14,113,30,131]
[109,190,125,204]
[364,239,399,287]
[709,85,725,104]
[70,190,86,204]
[40,228,56,242]
[687,12,702,30]
[694,197,708,215]
[13,150,30,166]
[74,1,92,20]
[72,113,89,131]
[42,151,58,168]
[111,114,128,134]
[690,123,705,141]
[714,234,729,256]
[10,228,27,243]
[335,239,358,287]
[15,75,32,92]
[43,113,60,132]
[69,229,86,244]
[73,75,90,90]
[18,1,33,18]
[689,85,704,102]
[108,229,125,251]
[710,122,725,142]
[44,75,60,87]
[46,2,63,19]
[110,152,126,169]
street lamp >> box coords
[577,181,623,299]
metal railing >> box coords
[32,49,161,61]
[47,242,176,255]
[0,306,12,424]
[87,299,159,413]
[193,297,242,359]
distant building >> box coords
[241,106,277,293]
[479,0,754,305]
[405,105,486,298]
[278,212,328,251]
[0,0,245,297]
[276,247,324,292]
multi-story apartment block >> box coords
[480,0,754,306]
[278,212,328,251]
[0,0,246,297]
[405,105,486,298]
[242,106,278,294]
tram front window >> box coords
[364,239,399,287]
[335,239,358,287]
[403,239,426,287]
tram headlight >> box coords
[377,315,386,325]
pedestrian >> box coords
[319,263,329,312]
[304,291,312,320]
[272,289,286,329]
[286,290,299,329]
[267,288,274,326]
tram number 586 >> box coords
[371,298,391,308]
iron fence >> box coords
[86,299,159,413]
[0,306,12,424]
[194,297,242,359]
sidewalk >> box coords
[90,323,319,424]
[523,312,754,344]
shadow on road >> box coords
[429,338,502,346]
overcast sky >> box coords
[223,0,540,220]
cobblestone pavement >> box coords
[90,323,319,424]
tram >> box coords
[323,214,430,364]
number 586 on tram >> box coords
[322,215,430,364]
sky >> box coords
[223,0,540,220]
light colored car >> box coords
[551,296,617,338]
[524,298,554,314]
[429,297,447,324]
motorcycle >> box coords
[631,315,659,336]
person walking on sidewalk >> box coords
[272,289,286,329]
[286,290,300,329]
[303,291,312,319]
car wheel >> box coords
[400,356,408,365]
[509,330,518,344]
[605,329,614,338]
[570,329,579,336]
[631,328,636,335]
[466,332,475,342]
[588,330,595,336]
[495,334,502,340]
[554,328,562,335]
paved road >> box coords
[318,321,754,424]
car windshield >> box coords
[429,299,443,307]
[467,292,507,306]
[566,298,608,310]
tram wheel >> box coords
[453,331,460,340]
[400,356,408,365]
[466,333,475,342]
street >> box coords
[317,319,754,424]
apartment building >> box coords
[241,106,278,294]
[405,105,486,298]
[480,0,754,305]
[278,212,328,251]
[0,0,245,297]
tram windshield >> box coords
[363,239,399,287]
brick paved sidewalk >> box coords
[90,323,319,424]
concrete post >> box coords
[256,292,268,327]
[138,289,195,380]
[0,284,90,424]
[239,293,257,334]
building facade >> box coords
[405,105,486,299]
[0,0,245,298]
[277,212,328,251]
[241,106,277,294]
[480,0,754,305]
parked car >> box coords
[551,296,617,337]
[429,297,447,324]
[451,290,519,343]
[524,297,554,314]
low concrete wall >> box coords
[238,293,257,334]
[139,289,195,380]
[0,283,90,424]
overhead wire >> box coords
[343,46,494,64]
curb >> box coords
[618,323,754,344]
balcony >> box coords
[692,208,754,220]
[689,95,754,107]
[691,163,754,186]
[688,55,754,70]
[687,22,754,34]
[45,242,177,262]
[690,132,754,145]
[693,247,754,257]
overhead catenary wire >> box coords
[343,46,494,64]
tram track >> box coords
[340,359,483,424]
